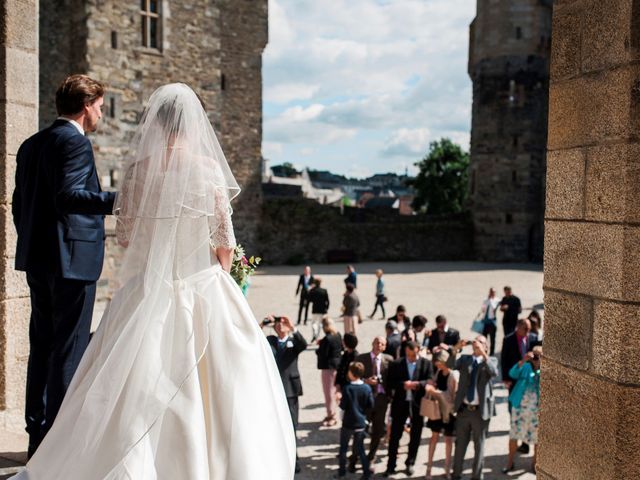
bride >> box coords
[12,83,296,479]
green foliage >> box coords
[411,138,469,214]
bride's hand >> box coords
[216,246,233,273]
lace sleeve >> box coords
[208,188,236,249]
[115,165,137,247]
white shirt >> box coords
[464,355,485,406]
[57,117,85,135]
[482,297,500,320]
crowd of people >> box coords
[265,267,544,479]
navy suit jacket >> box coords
[12,120,116,282]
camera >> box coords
[261,316,282,326]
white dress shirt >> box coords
[57,117,85,135]
[464,355,485,406]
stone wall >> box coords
[0,0,38,434]
[218,0,268,250]
[258,199,474,265]
[38,0,268,299]
[468,0,552,262]
[539,0,640,478]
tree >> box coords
[411,138,469,214]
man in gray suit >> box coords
[452,335,498,480]
[353,336,394,466]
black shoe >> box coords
[406,464,415,476]
[383,469,395,477]
[295,462,301,474]
[517,442,530,454]
[348,464,357,473]
[501,464,515,474]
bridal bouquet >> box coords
[231,244,261,294]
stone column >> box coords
[0,0,38,434]
[540,0,640,478]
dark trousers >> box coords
[452,407,490,480]
[482,322,497,356]
[287,396,300,468]
[503,318,517,336]
[349,392,389,467]
[339,428,370,478]
[25,272,96,454]
[297,293,310,324]
[387,401,424,472]
[371,294,386,318]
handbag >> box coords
[420,395,441,420]
[471,318,485,334]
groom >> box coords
[12,74,116,457]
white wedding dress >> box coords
[13,84,296,480]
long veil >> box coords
[18,83,295,479]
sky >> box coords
[262,0,477,179]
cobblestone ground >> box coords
[246,262,542,480]
[1,261,542,480]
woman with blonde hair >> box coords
[316,317,343,427]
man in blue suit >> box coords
[12,74,116,457]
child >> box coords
[336,361,374,479]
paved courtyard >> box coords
[1,261,542,480]
[246,261,542,480]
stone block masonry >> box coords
[539,0,640,478]
[468,0,552,262]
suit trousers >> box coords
[25,272,96,452]
[387,401,424,471]
[297,293,310,324]
[452,407,491,480]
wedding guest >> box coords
[316,318,343,427]
[528,309,543,340]
[501,318,539,394]
[399,326,417,359]
[384,320,402,359]
[336,362,374,479]
[481,288,500,355]
[383,341,434,477]
[342,283,360,335]
[501,318,539,454]
[425,349,459,480]
[503,347,542,474]
[369,269,386,319]
[350,336,393,469]
[335,333,359,393]
[427,315,460,353]
[264,315,308,473]
[344,265,358,288]
[452,335,498,480]
[389,304,409,330]
[410,314,429,349]
[499,286,522,336]
[295,265,314,325]
[308,277,330,342]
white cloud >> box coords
[381,128,431,157]
[263,141,283,157]
[263,0,475,175]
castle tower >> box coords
[468,0,552,262]
[39,0,268,296]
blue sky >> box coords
[262,0,476,178]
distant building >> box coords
[468,0,552,262]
